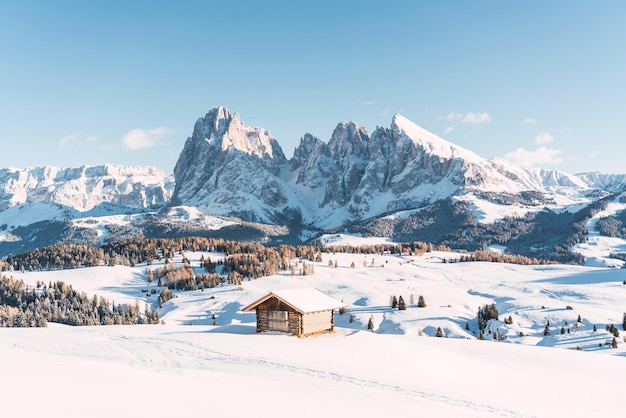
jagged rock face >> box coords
[6,106,626,256]
[304,115,480,219]
[166,107,626,228]
[322,122,370,207]
[291,133,332,189]
[0,165,172,212]
[171,107,550,225]
[173,107,286,200]
[171,107,290,223]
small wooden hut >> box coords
[242,288,345,337]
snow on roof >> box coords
[243,288,345,314]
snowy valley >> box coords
[2,241,626,417]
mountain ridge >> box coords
[2,106,626,261]
[171,107,623,229]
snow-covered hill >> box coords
[3,246,626,417]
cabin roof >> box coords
[242,288,345,314]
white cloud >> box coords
[521,118,537,126]
[359,99,375,105]
[441,112,491,124]
[503,146,563,168]
[534,132,554,144]
[59,133,81,148]
[121,127,175,151]
[60,133,99,149]
[462,112,491,124]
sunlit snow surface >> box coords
[572,195,626,267]
[3,246,626,416]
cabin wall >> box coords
[302,310,334,335]
[254,297,302,334]
[288,311,301,335]
[252,296,336,336]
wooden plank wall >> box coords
[253,296,335,336]
[302,310,333,335]
[288,311,302,335]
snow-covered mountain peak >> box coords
[0,165,173,212]
[222,113,282,160]
[193,107,231,141]
[391,113,480,162]
[192,106,285,161]
[327,121,369,158]
[9,107,626,255]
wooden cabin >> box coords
[242,288,346,337]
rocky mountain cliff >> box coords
[171,107,621,230]
[171,107,291,223]
[3,106,626,261]
[0,164,172,212]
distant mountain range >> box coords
[2,107,626,261]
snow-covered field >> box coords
[4,322,625,417]
[2,243,626,417]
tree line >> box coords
[2,236,559,276]
[0,275,159,327]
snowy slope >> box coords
[0,164,173,212]
[3,324,625,417]
[572,192,626,267]
[4,247,626,417]
[13,248,626,347]
[392,113,482,162]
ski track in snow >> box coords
[66,331,528,418]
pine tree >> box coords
[612,337,618,349]
[391,295,398,309]
[436,327,444,337]
[577,314,582,323]
[560,326,565,335]
[417,295,426,308]
[398,296,406,310]
[465,322,470,331]
[544,323,551,336]
[593,324,597,332]
[367,315,375,331]
[477,303,499,331]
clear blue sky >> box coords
[1,1,625,175]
